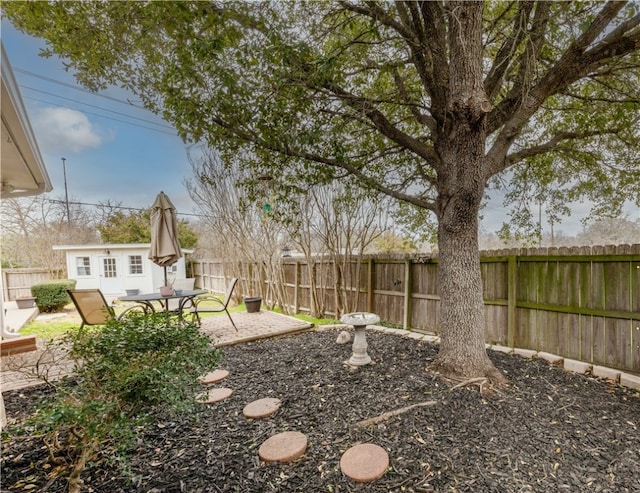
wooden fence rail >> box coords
[193,244,640,374]
[2,269,63,301]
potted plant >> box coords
[159,285,174,296]
[244,297,262,313]
[16,296,37,309]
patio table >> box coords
[118,289,207,317]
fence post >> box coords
[403,259,412,331]
[294,260,300,314]
[2,270,8,302]
[508,255,517,348]
[367,258,374,312]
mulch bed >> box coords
[2,329,639,492]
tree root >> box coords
[354,400,438,428]
[428,359,508,388]
[450,377,488,391]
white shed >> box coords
[53,244,193,298]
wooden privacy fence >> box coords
[2,268,63,301]
[193,244,640,374]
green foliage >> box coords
[5,2,638,232]
[97,210,151,243]
[176,219,199,249]
[26,312,221,488]
[97,209,198,248]
[31,279,76,313]
[370,232,419,254]
[7,1,637,238]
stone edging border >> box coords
[316,324,640,391]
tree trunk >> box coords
[431,176,506,384]
[430,63,505,383]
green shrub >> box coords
[31,279,76,312]
[25,312,222,492]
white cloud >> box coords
[32,107,108,153]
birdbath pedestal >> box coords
[340,312,380,366]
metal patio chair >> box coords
[190,277,238,331]
[68,289,149,330]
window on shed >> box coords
[76,256,91,276]
[129,255,143,274]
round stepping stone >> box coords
[258,431,308,463]
[243,397,281,419]
[198,369,229,385]
[340,443,389,483]
[196,387,233,404]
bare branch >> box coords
[392,68,437,131]
[485,2,534,101]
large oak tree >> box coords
[6,1,639,381]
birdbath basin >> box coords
[340,312,380,366]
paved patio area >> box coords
[0,310,313,393]
[2,301,39,335]
[200,310,313,347]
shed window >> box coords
[76,257,91,276]
[129,255,143,274]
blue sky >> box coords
[2,20,199,216]
[3,19,637,236]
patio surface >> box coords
[0,310,313,393]
[199,310,313,347]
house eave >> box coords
[1,43,53,199]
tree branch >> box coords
[420,1,449,115]
[485,2,535,101]
[487,2,550,134]
[392,68,437,131]
[485,2,639,178]
[321,81,441,166]
[209,115,437,212]
[493,128,623,176]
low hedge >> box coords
[31,279,77,313]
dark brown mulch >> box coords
[2,329,639,493]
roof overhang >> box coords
[1,42,52,199]
[53,244,195,255]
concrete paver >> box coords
[258,431,308,462]
[198,369,230,385]
[243,397,281,419]
[340,443,389,482]
[197,387,233,404]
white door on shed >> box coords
[98,256,123,295]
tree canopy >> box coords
[97,209,198,249]
[6,1,639,381]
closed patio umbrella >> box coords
[148,191,182,287]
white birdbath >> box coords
[340,312,380,366]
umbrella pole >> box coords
[164,266,168,287]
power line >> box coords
[14,66,147,109]
[22,95,178,136]
[15,66,177,135]
[22,85,175,130]
[46,198,209,218]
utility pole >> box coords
[62,157,70,227]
